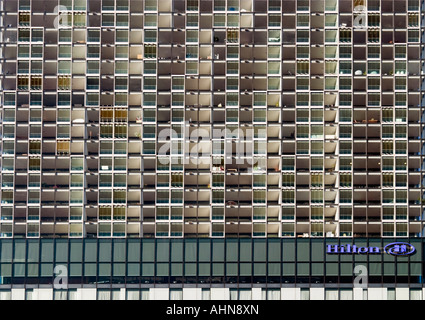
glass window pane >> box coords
[326,263,338,276]
[185,240,197,262]
[240,240,252,261]
[311,241,324,261]
[185,263,196,276]
[297,240,309,261]
[14,241,26,263]
[253,240,266,262]
[55,240,68,263]
[13,263,25,277]
[212,240,224,261]
[311,263,324,276]
[171,241,183,262]
[41,240,54,262]
[282,241,295,262]
[113,241,126,262]
[297,263,309,276]
[198,263,210,276]
[127,240,141,262]
[70,241,83,262]
[268,240,281,261]
[254,263,266,276]
[239,263,251,276]
[98,263,111,276]
[27,241,39,263]
[70,263,82,276]
[99,241,112,262]
[84,263,96,276]
[226,263,238,276]
[84,240,97,262]
[156,240,169,262]
[226,240,238,262]
[199,240,211,262]
[113,263,125,276]
[1,240,12,262]
[142,240,155,262]
[40,264,53,277]
[282,263,295,276]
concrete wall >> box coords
[4,287,424,300]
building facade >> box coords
[0,0,424,300]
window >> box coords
[97,289,111,300]
[282,190,294,203]
[297,46,309,58]
[54,290,67,300]
[169,289,183,300]
[311,174,323,187]
[368,46,380,58]
[144,45,157,59]
[297,14,309,27]
[226,29,238,43]
[269,14,281,27]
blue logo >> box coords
[384,242,416,256]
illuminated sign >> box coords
[326,242,415,256]
[384,242,416,256]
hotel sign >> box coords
[327,242,416,256]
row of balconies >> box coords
[6,159,421,173]
[5,43,422,63]
[2,188,420,203]
[6,0,419,17]
[1,107,418,124]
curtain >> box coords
[26,290,33,300]
[68,290,78,300]
[410,289,422,300]
[229,289,238,300]
[267,289,281,300]
[97,290,111,300]
[54,290,67,300]
[340,289,352,300]
[0,291,10,300]
[239,289,252,300]
[202,289,210,300]
[111,290,121,300]
[170,289,183,300]
[126,289,140,300]
[141,289,150,300]
[326,289,338,300]
[300,289,310,300]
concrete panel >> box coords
[36,288,53,300]
[353,288,364,300]
[11,288,25,300]
[183,288,202,300]
[395,288,409,300]
[251,288,262,300]
[309,288,324,300]
[80,288,96,300]
[281,288,297,300]
[151,288,169,300]
[210,288,229,300]
[368,288,387,300]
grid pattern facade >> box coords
[0,238,422,299]
[0,238,422,285]
[0,0,424,239]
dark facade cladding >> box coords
[0,238,423,287]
